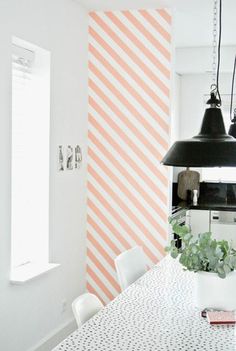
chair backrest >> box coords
[72,293,103,328]
[115,246,147,291]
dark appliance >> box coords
[171,207,187,249]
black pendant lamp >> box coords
[228,113,236,138]
[162,94,236,167]
[228,56,236,138]
[162,0,236,167]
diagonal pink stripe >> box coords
[88,115,168,188]
[88,248,121,293]
[89,43,169,127]
[88,200,131,251]
[87,214,121,256]
[89,13,170,90]
[89,80,168,154]
[89,26,169,106]
[89,98,166,173]
[88,167,166,256]
[89,132,167,213]
[88,129,167,198]
[89,111,164,169]
[89,100,167,204]
[87,265,114,300]
[89,110,167,206]
[157,9,172,25]
[88,231,115,270]
[88,182,161,263]
[88,8,171,303]
[86,281,106,306]
[88,125,167,211]
[89,62,169,141]
[122,11,170,61]
[89,146,167,237]
[105,12,170,74]
[138,10,171,43]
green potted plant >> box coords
[166,218,236,311]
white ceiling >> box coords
[76,0,236,47]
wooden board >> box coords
[177,168,200,201]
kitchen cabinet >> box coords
[188,210,210,236]
[188,209,236,248]
[210,211,236,248]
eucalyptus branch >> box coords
[166,219,236,279]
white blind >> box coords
[12,44,34,81]
[11,45,36,267]
[12,43,35,63]
[11,40,50,270]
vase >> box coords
[195,270,236,311]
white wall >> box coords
[171,73,180,144]
[0,1,88,350]
[176,46,236,74]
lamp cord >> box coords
[216,0,222,106]
[230,55,236,121]
[212,0,217,84]
[210,0,222,106]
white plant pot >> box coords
[195,270,236,311]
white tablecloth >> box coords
[53,256,236,351]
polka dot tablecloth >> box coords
[53,256,236,351]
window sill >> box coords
[10,262,60,284]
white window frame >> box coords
[10,37,59,283]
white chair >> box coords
[72,293,103,328]
[115,246,147,291]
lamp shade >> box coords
[228,117,236,138]
[162,107,236,167]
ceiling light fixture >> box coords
[162,0,236,167]
[228,55,236,138]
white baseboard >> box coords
[27,318,77,351]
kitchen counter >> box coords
[173,182,236,212]
[178,201,236,212]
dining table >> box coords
[53,256,236,351]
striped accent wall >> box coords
[87,8,172,304]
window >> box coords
[11,38,57,282]
[202,168,236,182]
[202,94,236,182]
